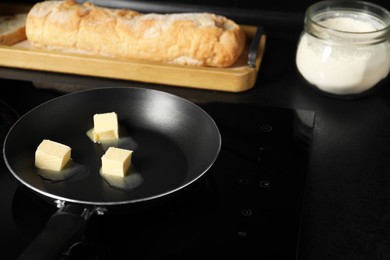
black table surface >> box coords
[1,8,390,259]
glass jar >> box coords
[296,0,390,97]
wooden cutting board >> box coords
[0,3,266,92]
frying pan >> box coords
[3,87,221,260]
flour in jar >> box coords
[296,15,390,95]
[320,16,379,32]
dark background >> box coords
[15,0,390,38]
[16,0,390,12]
[4,1,390,260]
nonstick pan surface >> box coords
[3,87,221,206]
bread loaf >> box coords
[0,13,27,46]
[26,0,246,67]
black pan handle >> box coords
[17,203,104,260]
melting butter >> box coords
[37,160,88,182]
[86,126,138,151]
[100,165,144,192]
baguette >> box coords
[0,13,27,46]
[26,0,246,67]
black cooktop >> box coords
[0,84,314,259]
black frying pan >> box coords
[3,87,221,260]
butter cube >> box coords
[93,112,118,142]
[35,139,71,171]
[101,147,133,177]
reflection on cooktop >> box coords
[3,97,315,259]
[0,100,19,150]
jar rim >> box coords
[306,0,390,36]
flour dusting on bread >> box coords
[26,0,246,67]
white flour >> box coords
[296,16,390,95]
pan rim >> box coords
[3,86,221,206]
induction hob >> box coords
[0,82,314,259]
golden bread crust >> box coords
[0,13,27,46]
[26,0,246,67]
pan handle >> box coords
[17,202,106,260]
